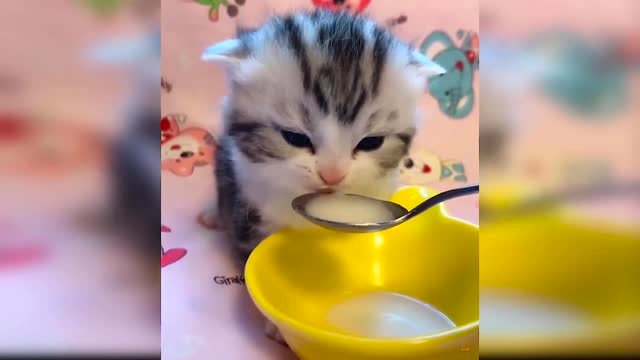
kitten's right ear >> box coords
[201,39,248,66]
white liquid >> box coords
[326,291,456,338]
[480,291,592,336]
[305,193,396,224]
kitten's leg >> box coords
[215,136,288,346]
[264,320,288,347]
[197,207,222,229]
[229,206,288,347]
[233,242,289,348]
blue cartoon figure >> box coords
[527,30,627,119]
[420,30,479,119]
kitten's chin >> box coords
[304,186,334,194]
[342,182,397,202]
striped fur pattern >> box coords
[205,10,441,264]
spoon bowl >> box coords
[293,185,479,232]
[292,193,409,233]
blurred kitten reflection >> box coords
[79,28,160,273]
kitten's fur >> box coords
[204,10,444,265]
[203,9,443,346]
[203,10,444,262]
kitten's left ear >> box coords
[410,51,446,78]
[201,39,248,66]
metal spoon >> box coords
[292,184,479,233]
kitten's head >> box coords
[203,10,444,199]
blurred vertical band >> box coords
[0,0,160,358]
[480,0,640,358]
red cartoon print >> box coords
[161,225,186,268]
[161,246,187,268]
[0,113,104,176]
[161,114,182,143]
[386,14,407,28]
[0,245,48,270]
[0,223,48,270]
[161,114,216,177]
[312,0,371,13]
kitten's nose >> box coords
[319,168,346,186]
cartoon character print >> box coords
[161,225,187,268]
[312,0,371,13]
[80,0,158,18]
[161,245,187,267]
[0,245,47,270]
[420,30,479,119]
[161,76,172,93]
[614,32,640,69]
[161,114,216,177]
[79,0,128,17]
[161,114,183,143]
[385,14,407,28]
[400,149,467,185]
[190,0,246,22]
[0,113,103,176]
[528,30,626,118]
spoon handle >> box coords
[404,185,479,221]
[483,182,640,222]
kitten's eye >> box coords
[281,130,313,149]
[355,136,385,152]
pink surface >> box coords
[0,158,159,354]
[161,1,478,359]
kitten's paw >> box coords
[264,321,288,348]
[197,210,222,230]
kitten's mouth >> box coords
[314,188,335,194]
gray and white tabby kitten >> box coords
[202,10,444,266]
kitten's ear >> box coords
[201,39,248,66]
[410,51,446,78]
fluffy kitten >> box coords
[203,10,444,265]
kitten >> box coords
[202,9,443,342]
[203,9,443,261]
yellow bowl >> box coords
[245,186,478,360]
[480,182,640,357]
